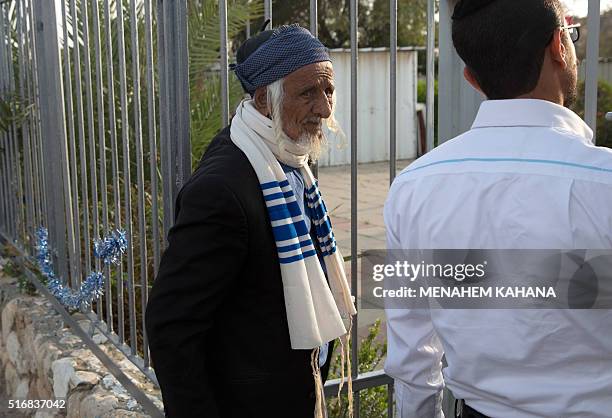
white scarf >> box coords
[230,99,356,349]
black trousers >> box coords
[455,400,491,418]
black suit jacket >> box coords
[145,127,334,418]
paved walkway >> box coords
[318,160,412,340]
[318,159,412,256]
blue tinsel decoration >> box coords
[94,230,128,265]
[35,227,127,310]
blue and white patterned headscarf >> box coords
[231,24,331,95]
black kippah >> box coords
[233,19,273,65]
[452,0,497,20]
[235,29,275,65]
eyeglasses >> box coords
[560,23,581,43]
[545,23,581,47]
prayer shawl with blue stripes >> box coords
[230,100,356,350]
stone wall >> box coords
[0,260,164,417]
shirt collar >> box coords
[279,161,300,173]
[471,99,594,144]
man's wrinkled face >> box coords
[280,61,335,141]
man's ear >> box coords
[463,67,485,96]
[253,87,270,117]
[549,29,568,69]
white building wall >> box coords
[319,48,419,167]
[579,60,612,84]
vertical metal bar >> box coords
[158,0,191,242]
[9,8,27,243]
[70,0,91,279]
[6,3,26,246]
[23,0,40,234]
[0,4,7,237]
[389,0,397,184]
[584,0,600,137]
[0,118,5,234]
[79,0,101,319]
[115,0,137,352]
[31,0,71,282]
[60,0,81,286]
[387,383,394,417]
[264,0,272,26]
[4,3,16,242]
[1,5,16,241]
[156,0,168,242]
[220,0,229,126]
[17,0,35,250]
[23,0,39,231]
[246,18,251,38]
[310,0,319,178]
[144,0,160,282]
[104,0,122,336]
[143,0,159,367]
[349,0,359,416]
[92,0,111,327]
[26,0,46,228]
[425,0,435,152]
[3,2,16,240]
[129,0,148,358]
[1,4,12,241]
[176,0,191,184]
[310,0,318,37]
[18,0,37,245]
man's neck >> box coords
[515,90,564,107]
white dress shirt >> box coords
[384,99,612,418]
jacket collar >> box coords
[471,99,593,144]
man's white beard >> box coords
[296,129,326,161]
[272,119,327,162]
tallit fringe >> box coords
[345,317,354,418]
[333,317,354,418]
[311,347,324,418]
[338,334,346,397]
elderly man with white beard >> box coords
[145,24,356,418]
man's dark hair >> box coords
[452,0,565,99]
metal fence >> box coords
[0,0,607,417]
[0,0,189,415]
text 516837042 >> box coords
[7,399,66,410]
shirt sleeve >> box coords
[383,187,445,418]
[144,174,248,418]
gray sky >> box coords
[565,0,612,16]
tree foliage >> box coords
[188,0,264,163]
[367,0,429,47]
[572,79,612,148]
[267,0,429,48]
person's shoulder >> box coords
[553,130,612,184]
[569,135,612,163]
[182,125,259,200]
[196,125,253,176]
[392,131,472,186]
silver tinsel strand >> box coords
[35,227,127,310]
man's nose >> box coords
[313,93,332,119]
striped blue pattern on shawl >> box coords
[305,181,337,257]
[261,178,337,264]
